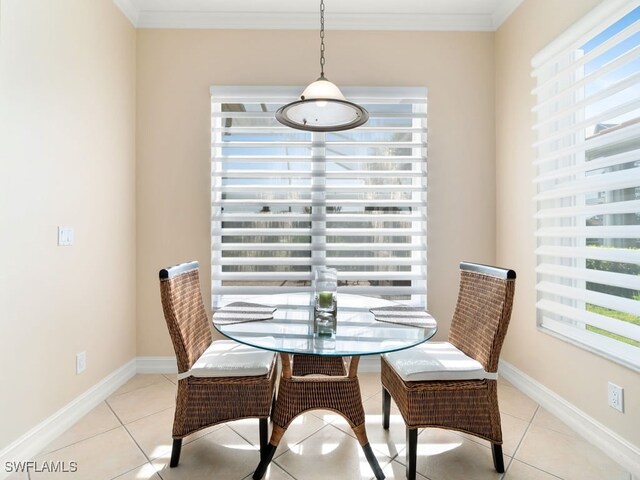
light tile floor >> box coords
[18,373,632,480]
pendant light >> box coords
[275,0,369,132]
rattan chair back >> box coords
[448,262,516,373]
[159,261,212,374]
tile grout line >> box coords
[118,419,163,480]
[215,423,278,480]
[35,424,123,458]
[223,422,264,457]
[271,456,299,480]
[506,405,567,480]
[109,461,158,480]
[378,453,399,479]
[40,375,627,480]
[266,424,398,480]
[502,404,541,477]
[32,401,123,458]
[272,422,334,461]
[104,376,178,427]
[106,403,176,431]
[338,418,400,462]
[110,376,173,399]
[104,397,127,427]
[271,423,340,477]
[104,400,160,480]
[37,400,154,480]
[513,459,565,480]
[162,374,177,385]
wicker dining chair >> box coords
[159,261,277,468]
[381,262,516,480]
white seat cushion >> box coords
[383,342,497,382]
[178,340,275,379]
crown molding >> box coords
[135,12,496,31]
[112,0,139,26]
[492,0,524,30]
[112,1,522,32]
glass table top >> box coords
[213,293,437,357]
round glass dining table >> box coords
[214,292,436,357]
[214,293,437,480]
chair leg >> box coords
[492,443,505,473]
[382,388,391,430]
[406,428,417,480]
[362,442,386,480]
[169,438,182,468]
[259,418,269,459]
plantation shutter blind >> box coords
[531,0,640,369]
[211,86,427,308]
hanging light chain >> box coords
[274,0,369,131]
[319,0,325,78]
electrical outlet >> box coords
[76,351,86,375]
[608,382,624,412]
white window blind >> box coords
[211,86,427,308]
[532,0,640,369]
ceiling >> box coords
[113,0,523,31]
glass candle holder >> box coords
[313,266,337,336]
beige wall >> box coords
[1,0,637,462]
[0,0,137,450]
[496,0,639,447]
[136,29,496,356]
[2,0,637,462]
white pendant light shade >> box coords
[301,78,346,101]
[275,0,368,132]
[276,78,368,132]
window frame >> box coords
[531,0,640,370]
[210,85,428,309]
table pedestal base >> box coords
[252,354,385,480]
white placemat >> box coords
[213,302,276,325]
[370,306,436,328]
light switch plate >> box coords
[58,226,74,246]
[76,351,86,374]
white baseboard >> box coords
[136,356,177,374]
[0,359,136,480]
[499,359,640,477]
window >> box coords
[211,86,427,309]
[532,2,640,369]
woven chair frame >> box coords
[160,263,277,440]
[449,270,516,373]
[381,265,515,444]
[160,267,212,374]
[381,360,501,441]
[173,360,277,438]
